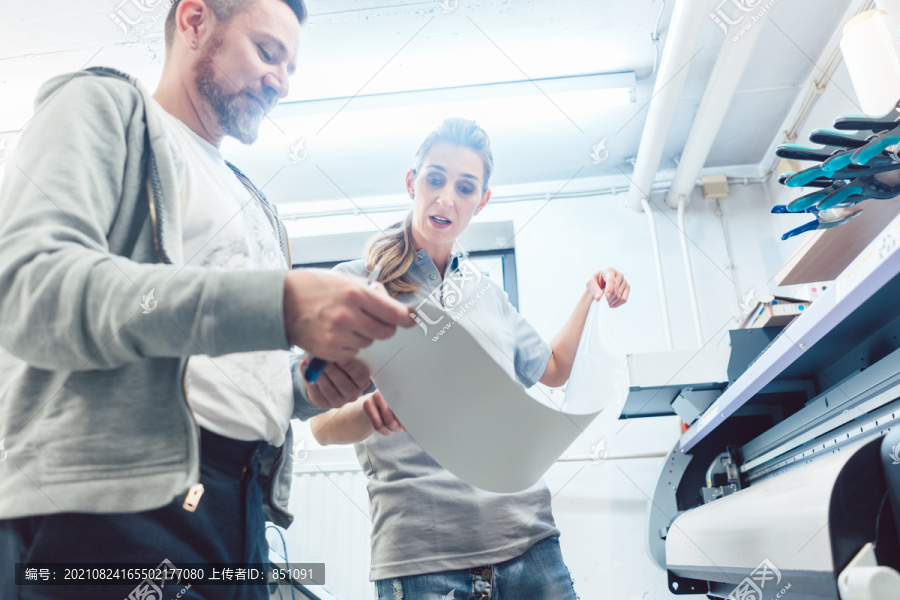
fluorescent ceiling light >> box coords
[276,72,635,115]
[257,72,635,143]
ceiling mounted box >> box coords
[702,174,729,200]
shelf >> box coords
[775,197,900,285]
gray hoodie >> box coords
[0,67,325,528]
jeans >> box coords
[375,535,579,600]
[0,427,277,600]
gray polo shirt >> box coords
[333,250,559,581]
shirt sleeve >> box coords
[502,291,553,389]
[332,259,377,395]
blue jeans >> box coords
[0,428,277,600]
[376,535,579,600]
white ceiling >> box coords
[0,0,854,206]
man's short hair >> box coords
[164,0,307,47]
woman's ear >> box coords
[475,189,491,214]
[405,170,416,199]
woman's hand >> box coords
[361,391,405,436]
[587,269,630,308]
[541,268,631,387]
[309,386,401,446]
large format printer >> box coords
[624,217,900,599]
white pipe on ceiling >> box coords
[664,8,770,209]
[276,174,770,221]
[625,0,708,212]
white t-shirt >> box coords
[154,100,293,447]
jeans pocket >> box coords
[377,578,404,600]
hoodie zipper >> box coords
[145,177,202,511]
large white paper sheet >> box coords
[357,303,610,493]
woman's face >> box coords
[407,142,491,250]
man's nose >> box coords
[263,68,289,101]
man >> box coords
[0,1,410,598]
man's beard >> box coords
[195,49,273,144]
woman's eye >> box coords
[458,184,475,195]
[258,46,272,62]
[427,175,445,187]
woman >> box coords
[309,117,629,600]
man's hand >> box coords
[360,391,404,436]
[586,268,630,308]
[302,358,372,409]
[284,269,413,361]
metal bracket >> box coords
[667,571,707,595]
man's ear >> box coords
[175,0,212,51]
